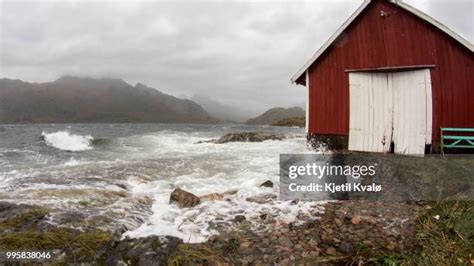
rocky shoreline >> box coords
[195,131,284,144]
[1,198,461,265]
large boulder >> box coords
[215,132,283,144]
[170,188,201,208]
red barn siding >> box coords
[306,0,473,145]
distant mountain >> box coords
[190,95,252,123]
[0,76,218,124]
[271,117,305,127]
[246,107,305,125]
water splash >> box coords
[42,131,93,151]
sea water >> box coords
[0,123,325,243]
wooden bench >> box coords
[440,127,474,153]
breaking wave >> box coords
[41,131,94,151]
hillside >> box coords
[271,117,305,127]
[0,76,218,124]
[246,107,305,125]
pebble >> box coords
[325,247,339,256]
[351,216,362,225]
[278,236,293,247]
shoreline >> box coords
[1,199,471,264]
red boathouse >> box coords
[292,0,473,154]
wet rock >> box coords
[201,193,225,201]
[0,202,44,222]
[215,132,283,143]
[115,183,128,190]
[234,215,246,223]
[0,202,50,231]
[57,211,88,225]
[338,241,355,254]
[97,235,182,265]
[200,190,238,201]
[0,203,113,264]
[194,139,216,144]
[169,188,200,208]
[259,180,274,188]
[245,194,277,204]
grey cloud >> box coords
[0,0,472,115]
[405,0,473,41]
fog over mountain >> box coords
[189,95,258,123]
[0,77,217,124]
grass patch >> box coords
[367,255,404,265]
[0,228,109,250]
[365,201,473,265]
[404,200,473,265]
[168,244,221,265]
[0,208,49,229]
[169,233,243,265]
[0,229,111,261]
[0,205,111,262]
[225,237,241,254]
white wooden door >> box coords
[348,72,393,153]
[391,69,432,154]
[348,69,432,155]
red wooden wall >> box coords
[301,0,473,144]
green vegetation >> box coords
[169,233,243,265]
[364,201,473,265]
[168,244,222,265]
[0,229,110,253]
[0,206,111,262]
[225,237,241,253]
[1,200,471,264]
[405,201,473,265]
[0,208,49,229]
[246,107,305,125]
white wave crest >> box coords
[42,131,93,151]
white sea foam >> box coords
[42,131,93,151]
[62,158,86,166]
[123,135,326,243]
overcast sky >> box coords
[1,0,472,115]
